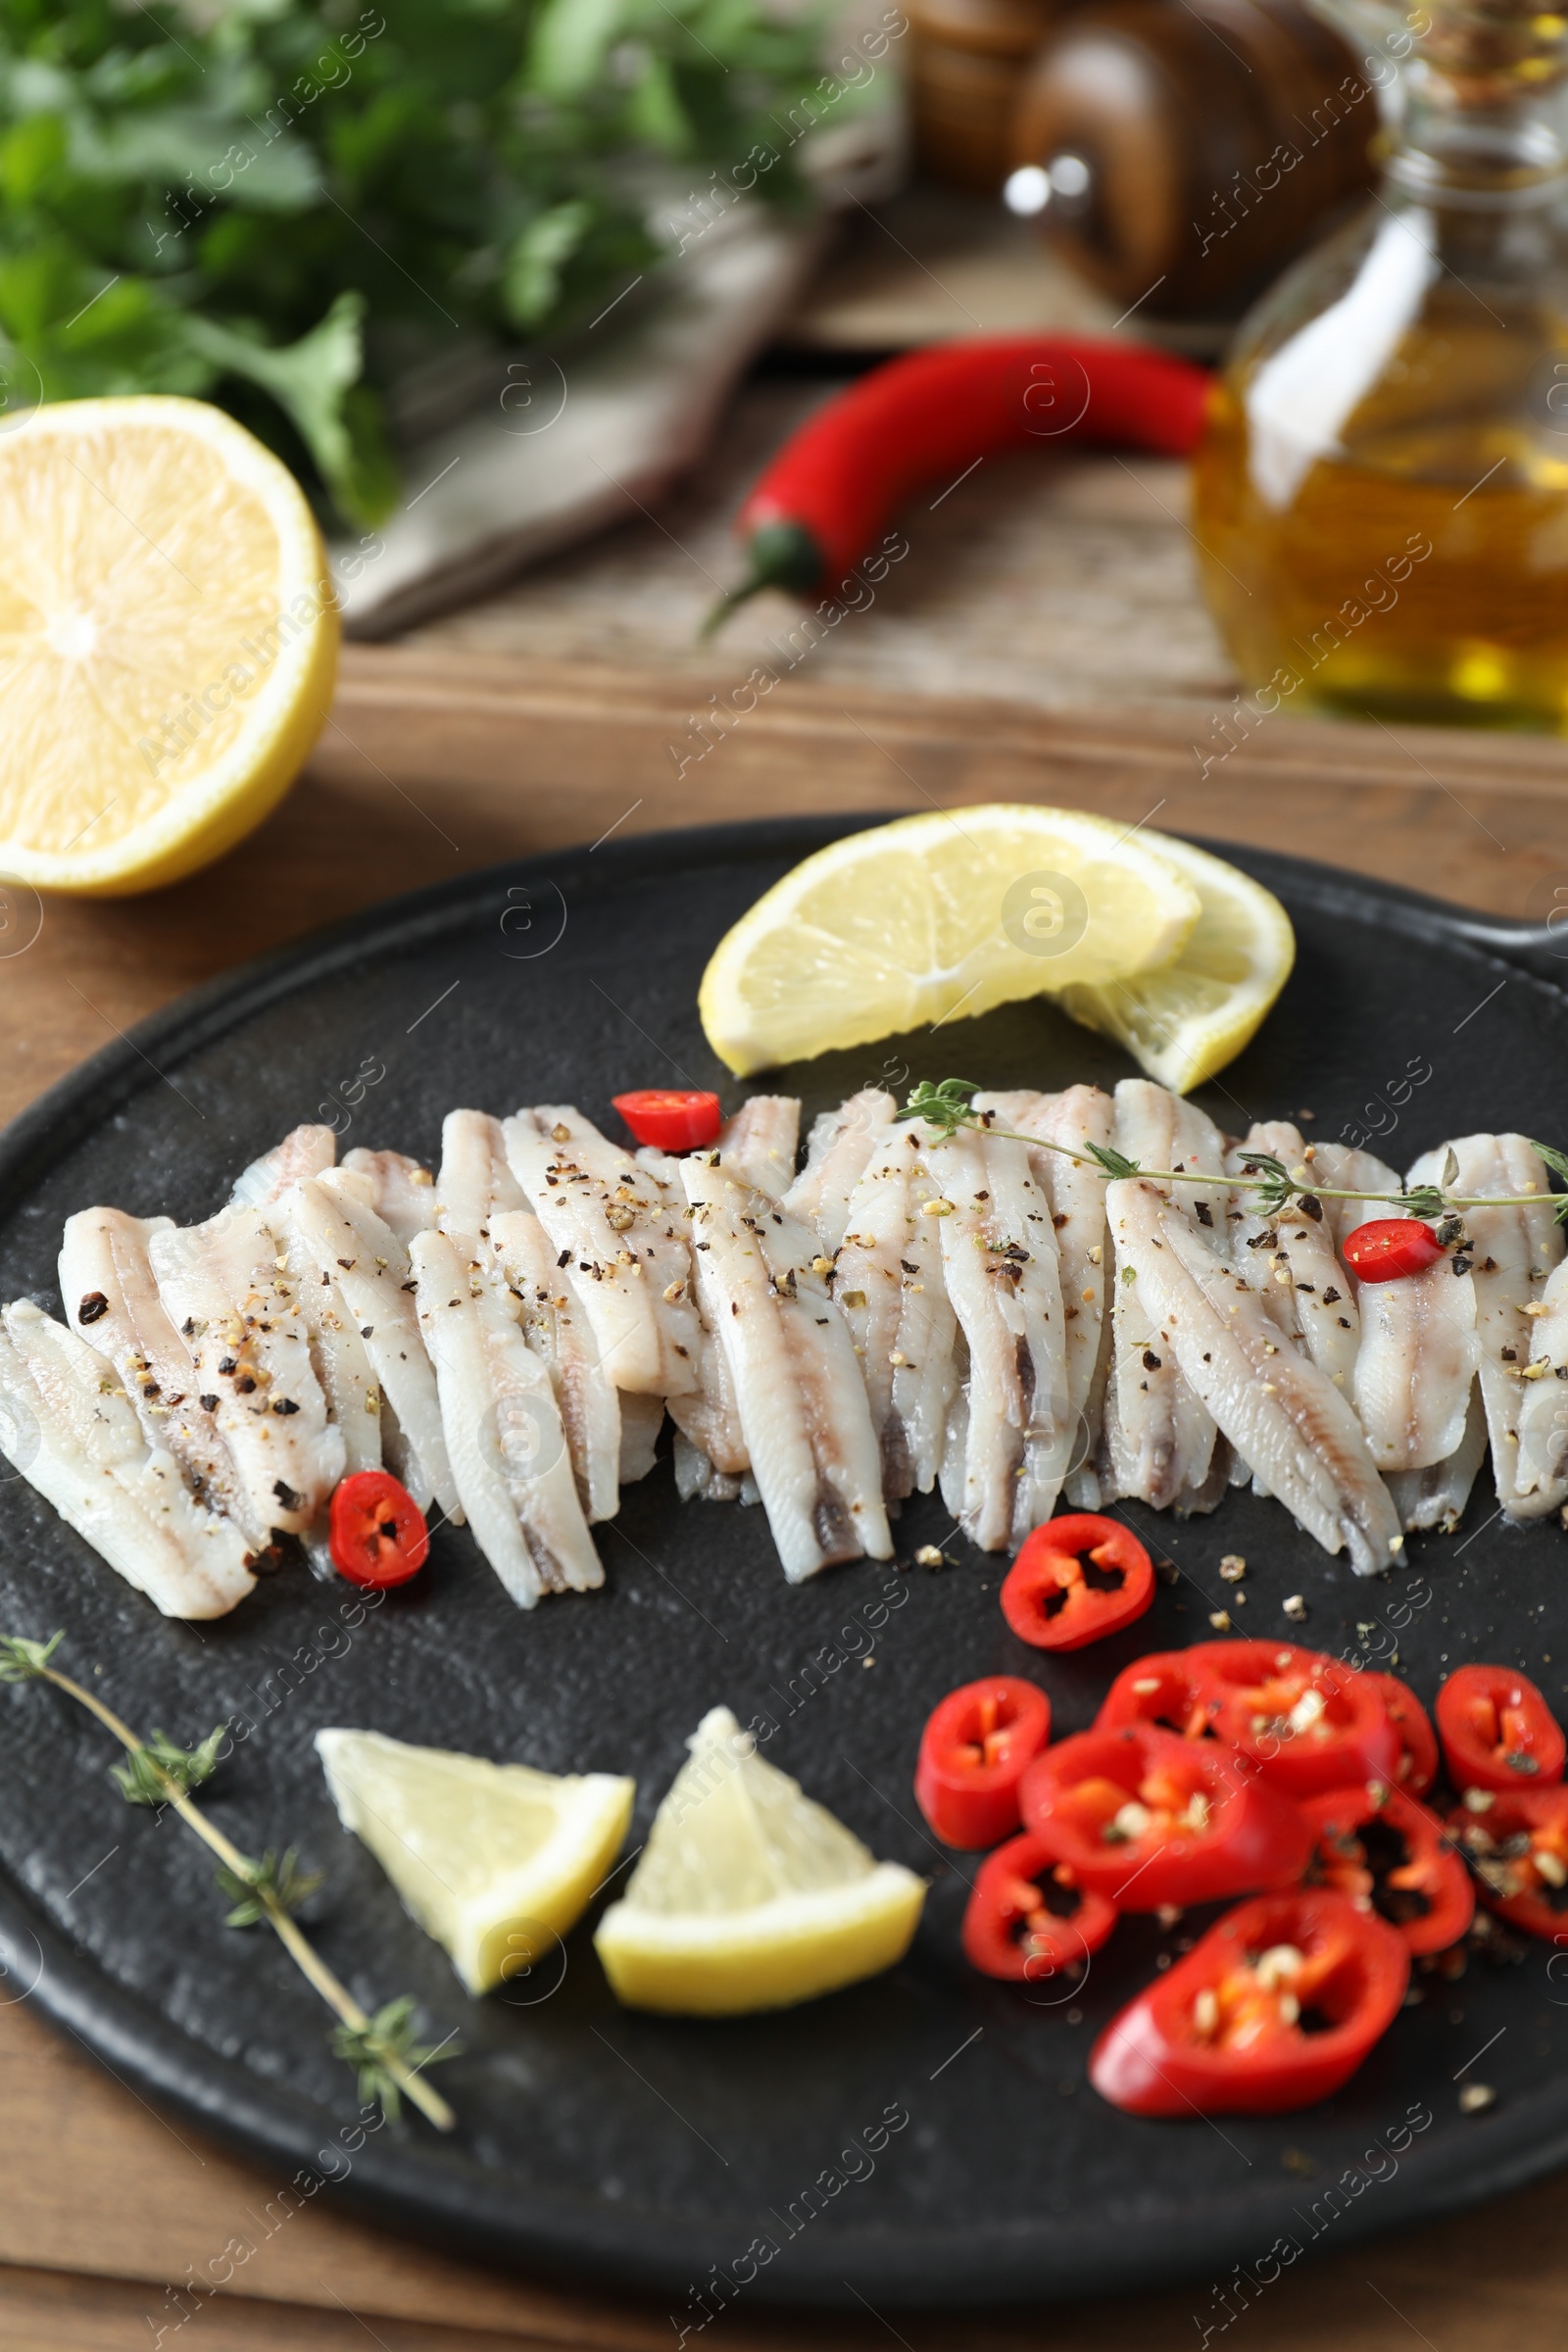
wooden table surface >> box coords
[9,642,1568,2351]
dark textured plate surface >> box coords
[3,816,1568,2313]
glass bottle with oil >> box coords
[1192,0,1568,730]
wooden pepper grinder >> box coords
[906,0,1076,193]
[1009,0,1379,311]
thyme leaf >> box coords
[111,1726,225,1808]
[0,1630,63,1682]
[330,1996,460,2124]
[895,1078,980,1136]
[215,1847,324,1929]
[1085,1142,1141,1180]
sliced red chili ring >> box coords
[1097,1649,1221,1743]
[1018,1722,1311,1911]
[610,1089,723,1152]
[1342,1218,1446,1283]
[1448,1785,1568,1940]
[1361,1671,1439,1798]
[913,1676,1052,1850]
[1090,1886,1409,2116]
[961,1833,1118,1981]
[1193,1640,1401,1797]
[1000,1513,1153,1651]
[1300,1783,1473,1956]
[1435,1662,1566,1795]
[327,1469,429,1589]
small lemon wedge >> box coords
[316,1727,634,1996]
[1056,831,1296,1093]
[594,1707,924,2015]
[0,395,337,896]
[698,805,1200,1077]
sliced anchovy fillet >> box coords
[618,1391,665,1485]
[1102,1081,1224,1509]
[719,1096,801,1203]
[340,1149,439,1247]
[833,1118,960,1500]
[1107,1180,1403,1575]
[986,1085,1116,1499]
[268,1192,381,1482]
[679,1150,891,1580]
[410,1225,601,1604]
[288,1176,460,1518]
[227,1124,336,1209]
[490,1206,621,1522]
[0,1300,256,1617]
[634,1147,748,1479]
[1227,1123,1361,1392]
[1387,1385,1490,1533]
[935,1124,1071,1549]
[147,1206,343,1539]
[1444,1132,1565,1516]
[1347,1144,1478,1472]
[59,1206,268,1549]
[782,1089,896,1252]
[1514,1255,1568,1513]
[505,1107,701,1396]
[436,1109,527,1247]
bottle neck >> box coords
[1384,9,1568,203]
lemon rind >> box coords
[594,1862,926,2015]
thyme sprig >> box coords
[0,1632,457,2132]
[896,1080,1568,1225]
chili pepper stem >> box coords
[33,1663,455,2132]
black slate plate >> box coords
[3,814,1568,2315]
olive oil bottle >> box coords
[1192,0,1568,730]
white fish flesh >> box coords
[1107,1179,1403,1574]
[1387,1387,1490,1533]
[1308,1142,1403,1255]
[410,1225,601,1604]
[719,1095,801,1202]
[1227,1123,1361,1391]
[490,1206,621,1522]
[1514,1255,1568,1513]
[505,1107,701,1396]
[1348,1144,1478,1471]
[833,1119,959,1499]
[680,1151,891,1580]
[59,1206,268,1549]
[1446,1132,1564,1516]
[934,1123,1071,1549]
[782,1090,896,1251]
[986,1085,1116,1497]
[147,1206,343,1538]
[1102,1081,1224,1509]
[228,1124,336,1209]
[340,1149,439,1246]
[0,1300,256,1617]
[289,1176,459,1519]
[634,1146,748,1479]
[437,1109,527,1247]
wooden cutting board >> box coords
[5,644,1568,2352]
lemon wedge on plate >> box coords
[316,1727,634,1996]
[699,805,1200,1077]
[594,1707,924,2015]
[0,395,337,896]
[1056,831,1296,1094]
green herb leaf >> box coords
[1401,1185,1446,1221]
[0,1631,63,1683]
[896,1078,980,1136]
[1086,1142,1141,1181]
[330,1994,459,2123]
[215,1846,322,1929]
[111,1725,225,1808]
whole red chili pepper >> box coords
[705,337,1212,634]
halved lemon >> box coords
[699,805,1200,1077]
[316,1727,634,1996]
[1056,831,1296,1093]
[0,396,337,895]
[594,1706,924,2015]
